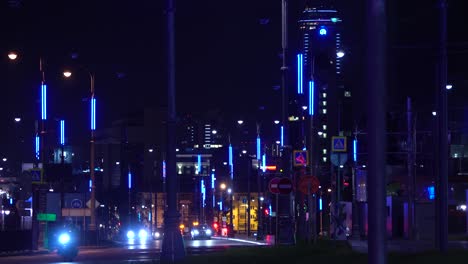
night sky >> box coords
[1,0,468,154]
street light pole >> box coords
[89,72,97,234]
[160,0,185,261]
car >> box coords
[152,228,163,240]
[190,224,213,240]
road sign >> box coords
[293,150,309,167]
[331,136,347,152]
[62,208,91,217]
[37,213,56,222]
[86,199,100,209]
[71,199,83,208]
[331,153,348,166]
[298,176,320,195]
[269,177,281,194]
[30,169,43,184]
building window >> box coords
[344,91,351,97]
[322,157,327,162]
[322,101,327,106]
[322,93,327,98]
[323,149,327,155]
[323,125,327,130]
[322,109,327,114]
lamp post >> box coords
[63,70,97,233]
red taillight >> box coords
[213,223,219,229]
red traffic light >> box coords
[213,223,219,229]
[264,209,269,215]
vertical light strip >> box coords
[60,120,65,145]
[162,160,166,178]
[89,179,92,192]
[297,54,303,94]
[197,154,201,174]
[201,179,206,208]
[41,84,47,120]
[91,97,96,130]
[309,80,315,116]
[319,197,323,211]
[128,170,132,189]
[353,139,357,162]
[262,154,266,173]
[219,201,223,211]
[256,136,261,160]
[35,135,40,160]
[211,172,215,207]
[228,144,233,180]
[280,126,284,147]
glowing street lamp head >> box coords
[237,120,244,125]
[220,183,226,190]
[14,117,21,122]
[319,27,327,36]
[63,71,72,78]
[274,120,280,125]
[446,84,453,90]
[7,52,18,60]
[336,50,345,58]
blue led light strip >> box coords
[162,160,166,178]
[228,144,233,180]
[128,171,132,189]
[256,136,261,160]
[197,154,201,174]
[262,154,266,173]
[309,81,315,116]
[60,120,65,145]
[41,84,47,120]
[280,126,284,147]
[91,97,96,130]
[35,135,40,160]
[353,139,357,162]
[297,54,303,94]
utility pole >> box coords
[278,0,295,245]
[437,0,448,253]
[366,0,387,263]
[407,97,416,239]
[160,0,185,261]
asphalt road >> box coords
[0,237,269,264]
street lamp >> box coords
[63,69,98,235]
[7,51,18,60]
[336,50,345,58]
[14,118,21,123]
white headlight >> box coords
[193,229,199,235]
[206,229,212,235]
[58,233,71,244]
[127,230,135,239]
[155,232,161,238]
[138,229,148,240]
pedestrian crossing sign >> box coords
[331,136,347,152]
[293,150,309,167]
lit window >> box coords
[323,133,327,138]
[344,91,351,97]
[323,149,327,154]
[322,157,327,162]
[323,125,327,130]
[322,109,327,114]
[323,101,327,106]
[322,93,327,98]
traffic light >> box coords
[264,208,269,216]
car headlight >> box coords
[127,230,135,239]
[206,229,212,235]
[58,233,71,245]
[192,229,199,235]
[154,232,161,238]
[138,229,148,240]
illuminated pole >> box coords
[160,0,186,261]
[228,143,234,231]
[89,72,97,233]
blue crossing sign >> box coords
[293,150,309,167]
[331,136,347,152]
[30,169,43,184]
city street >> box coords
[0,236,270,264]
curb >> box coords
[0,249,50,257]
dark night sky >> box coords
[1,0,468,151]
